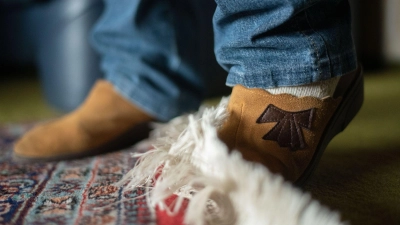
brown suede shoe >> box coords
[13,80,154,162]
[219,67,363,185]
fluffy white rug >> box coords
[119,98,347,225]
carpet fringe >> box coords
[119,98,346,225]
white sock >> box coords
[266,77,340,99]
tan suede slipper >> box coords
[219,67,363,185]
[13,80,154,162]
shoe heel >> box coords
[325,70,364,144]
[296,69,364,187]
[340,73,364,131]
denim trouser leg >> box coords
[213,0,358,89]
[91,0,220,121]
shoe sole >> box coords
[295,67,364,187]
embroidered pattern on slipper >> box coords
[256,104,315,151]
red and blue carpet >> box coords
[0,124,156,225]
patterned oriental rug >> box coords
[0,124,157,225]
[0,100,346,225]
[1,125,194,225]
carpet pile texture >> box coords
[0,124,154,225]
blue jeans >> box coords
[91,0,357,121]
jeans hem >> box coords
[108,75,200,121]
[226,49,357,88]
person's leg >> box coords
[92,0,212,121]
[13,0,221,161]
[214,0,356,89]
[215,0,363,184]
